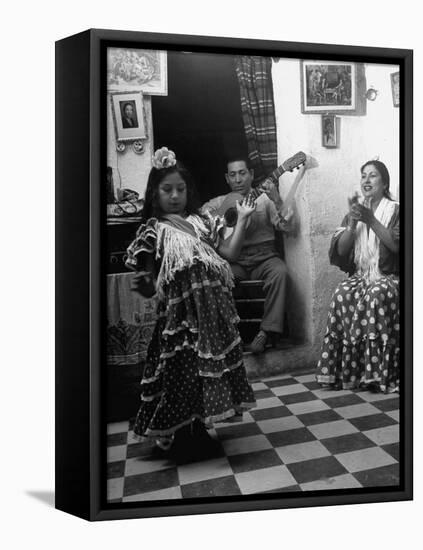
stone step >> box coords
[244,342,321,380]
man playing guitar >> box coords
[202,153,306,354]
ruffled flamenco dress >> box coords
[125,214,256,449]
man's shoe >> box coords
[249,330,268,354]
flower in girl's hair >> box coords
[152,147,177,170]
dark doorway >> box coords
[152,51,247,203]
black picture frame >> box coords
[55,28,413,521]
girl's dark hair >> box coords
[141,161,201,220]
[360,160,393,200]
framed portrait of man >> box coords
[111,91,147,141]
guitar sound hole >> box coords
[225,207,238,227]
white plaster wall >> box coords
[106,59,399,351]
[272,58,399,348]
[107,95,153,199]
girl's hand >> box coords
[236,195,256,222]
[131,271,156,298]
[260,179,281,204]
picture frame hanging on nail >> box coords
[107,47,168,95]
[391,71,400,107]
[111,91,147,142]
[300,60,366,115]
[321,114,338,148]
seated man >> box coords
[202,156,290,354]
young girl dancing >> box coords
[126,147,256,462]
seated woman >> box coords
[316,160,399,393]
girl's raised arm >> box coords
[217,197,255,261]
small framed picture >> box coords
[107,48,168,95]
[301,60,359,114]
[321,114,338,148]
[111,92,147,142]
[391,71,400,107]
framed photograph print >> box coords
[321,114,338,148]
[300,60,365,114]
[107,47,168,95]
[56,29,413,521]
[110,91,147,141]
[391,71,400,107]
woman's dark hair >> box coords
[360,160,393,200]
[141,161,201,220]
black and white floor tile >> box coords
[107,372,400,502]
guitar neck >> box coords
[249,165,286,200]
[250,166,304,214]
[269,165,286,182]
[248,151,306,204]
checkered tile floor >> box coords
[107,372,400,502]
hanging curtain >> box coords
[235,56,278,183]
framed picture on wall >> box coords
[107,47,168,95]
[321,114,338,148]
[391,71,400,107]
[111,91,147,141]
[56,29,413,522]
[300,60,365,114]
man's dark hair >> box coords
[225,155,253,172]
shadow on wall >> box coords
[282,155,345,351]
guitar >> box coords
[215,151,307,228]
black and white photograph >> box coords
[322,114,337,148]
[111,91,147,141]
[107,47,168,95]
[3,0,420,545]
[104,44,406,506]
[391,71,400,107]
[120,100,138,128]
[301,60,358,113]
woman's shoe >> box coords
[170,425,198,464]
[367,381,381,393]
[149,444,170,459]
[170,421,224,463]
[320,381,342,390]
[191,420,223,459]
